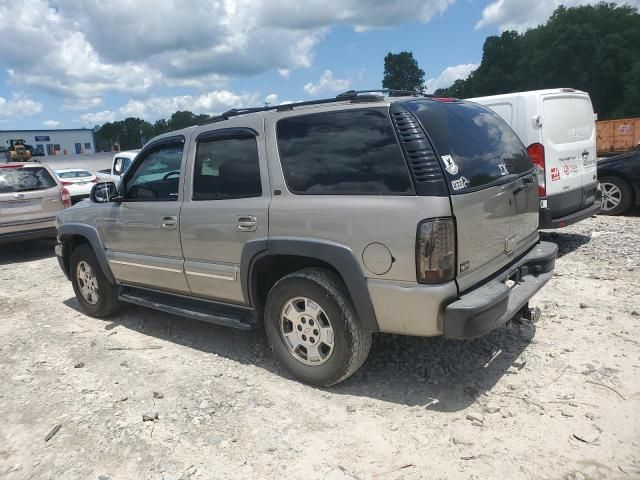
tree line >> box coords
[383,2,639,119]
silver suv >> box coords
[55,90,557,386]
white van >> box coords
[468,88,601,228]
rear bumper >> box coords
[539,188,602,229]
[0,226,57,245]
[443,241,557,339]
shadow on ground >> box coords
[540,230,591,258]
[63,295,535,412]
[0,238,56,265]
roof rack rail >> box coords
[197,89,428,126]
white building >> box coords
[0,129,95,157]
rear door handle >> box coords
[161,216,178,229]
[237,216,257,232]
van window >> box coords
[574,97,595,141]
[542,97,576,145]
[193,136,262,200]
[484,102,513,127]
[405,100,533,193]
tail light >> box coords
[61,180,73,186]
[91,178,97,183]
[60,187,72,208]
[527,143,546,197]
[416,218,456,284]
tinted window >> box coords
[406,100,533,193]
[193,136,262,200]
[57,170,92,179]
[277,109,413,195]
[125,141,183,201]
[0,167,57,193]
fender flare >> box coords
[241,237,379,332]
[57,223,115,283]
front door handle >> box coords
[161,216,178,229]
[237,216,257,232]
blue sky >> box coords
[0,0,637,130]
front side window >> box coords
[125,141,184,201]
[193,135,262,200]
[276,109,414,195]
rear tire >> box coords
[599,176,633,215]
[70,244,120,317]
[264,268,372,386]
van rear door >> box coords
[541,93,597,214]
[404,100,539,292]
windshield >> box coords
[0,167,57,193]
[405,99,533,193]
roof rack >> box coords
[197,89,429,126]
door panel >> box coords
[179,126,269,304]
[101,137,190,293]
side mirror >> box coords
[90,182,121,203]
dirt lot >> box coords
[1,214,639,480]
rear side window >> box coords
[0,167,57,193]
[276,109,414,195]
[406,100,533,193]
[193,135,262,200]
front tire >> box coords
[70,244,120,317]
[599,176,633,215]
[264,268,372,386]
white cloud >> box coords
[43,120,62,127]
[0,0,457,101]
[62,97,104,111]
[303,70,350,96]
[476,0,640,32]
[0,94,43,123]
[425,64,478,93]
[265,94,279,105]
[77,89,261,126]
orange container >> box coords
[596,117,640,155]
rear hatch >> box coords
[541,92,598,215]
[0,166,63,235]
[404,99,539,292]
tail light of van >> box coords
[527,143,546,197]
[60,187,72,208]
[416,218,456,284]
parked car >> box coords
[597,150,640,215]
[54,169,98,203]
[96,150,139,183]
[0,163,71,244]
[55,90,557,386]
[469,88,601,229]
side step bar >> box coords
[118,286,255,330]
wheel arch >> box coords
[58,223,115,283]
[241,238,379,332]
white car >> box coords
[97,150,140,183]
[54,169,97,202]
[468,88,601,228]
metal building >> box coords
[0,128,95,157]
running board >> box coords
[118,286,255,330]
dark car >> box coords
[597,150,640,215]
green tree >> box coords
[437,3,640,119]
[382,51,425,93]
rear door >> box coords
[0,166,63,235]
[405,100,539,291]
[179,124,269,305]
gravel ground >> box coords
[0,214,639,480]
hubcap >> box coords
[280,297,334,366]
[76,261,99,305]
[600,182,622,212]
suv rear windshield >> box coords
[0,167,57,193]
[276,109,414,195]
[405,100,533,193]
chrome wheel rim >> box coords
[280,296,334,366]
[600,182,622,212]
[76,261,99,305]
